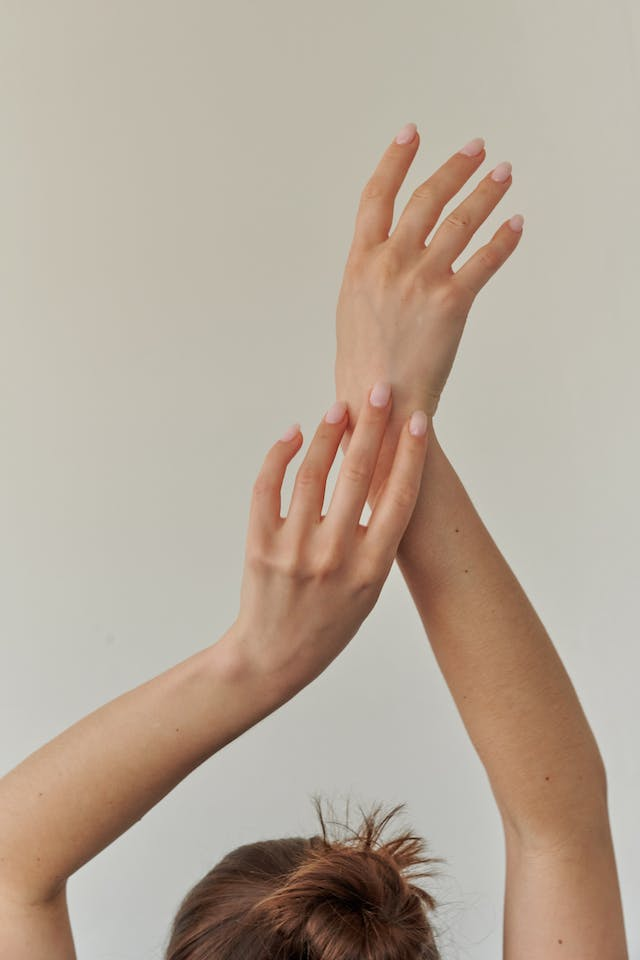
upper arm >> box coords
[503,817,628,959]
[0,883,76,960]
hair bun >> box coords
[250,798,442,960]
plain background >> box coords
[1,2,638,957]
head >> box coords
[164,797,443,960]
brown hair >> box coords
[164,796,443,959]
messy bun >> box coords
[164,796,443,960]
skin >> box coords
[0,388,428,959]
[335,128,522,495]
[335,123,629,958]
[0,124,629,959]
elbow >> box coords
[501,756,611,851]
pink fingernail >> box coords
[459,137,485,157]
[369,381,391,407]
[409,411,428,437]
[508,213,524,232]
[395,122,417,144]
[280,422,300,442]
[490,161,512,183]
[325,400,347,424]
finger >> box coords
[249,423,304,539]
[425,160,513,273]
[365,410,429,564]
[453,214,524,298]
[350,123,421,253]
[390,136,486,251]
[286,400,348,527]
[324,381,392,533]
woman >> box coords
[0,123,628,959]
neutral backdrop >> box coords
[1,2,638,958]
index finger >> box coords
[249,424,304,539]
[351,122,421,253]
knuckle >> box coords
[315,421,337,444]
[356,556,386,591]
[361,177,385,201]
[345,247,368,279]
[316,543,344,577]
[428,281,460,311]
[373,245,403,286]
[411,182,436,204]
[295,463,323,488]
[402,268,431,298]
[452,275,478,303]
[343,458,371,486]
[478,245,502,271]
[389,478,418,511]
[276,547,306,579]
[245,541,262,567]
[445,208,472,230]
[246,539,270,570]
[252,473,275,500]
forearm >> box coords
[397,423,608,842]
[0,624,287,904]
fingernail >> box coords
[369,381,391,407]
[280,422,300,442]
[508,213,524,232]
[459,137,485,157]
[409,411,428,437]
[325,400,347,424]
[395,122,417,144]
[490,161,512,183]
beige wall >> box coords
[1,2,638,956]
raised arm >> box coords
[334,123,628,958]
[397,427,627,958]
[0,389,428,958]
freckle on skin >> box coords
[545,776,550,781]
[558,939,563,944]
[454,528,459,533]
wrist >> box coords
[213,619,301,709]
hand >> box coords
[335,123,523,497]
[232,384,428,695]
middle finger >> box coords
[324,381,392,536]
[390,136,487,251]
